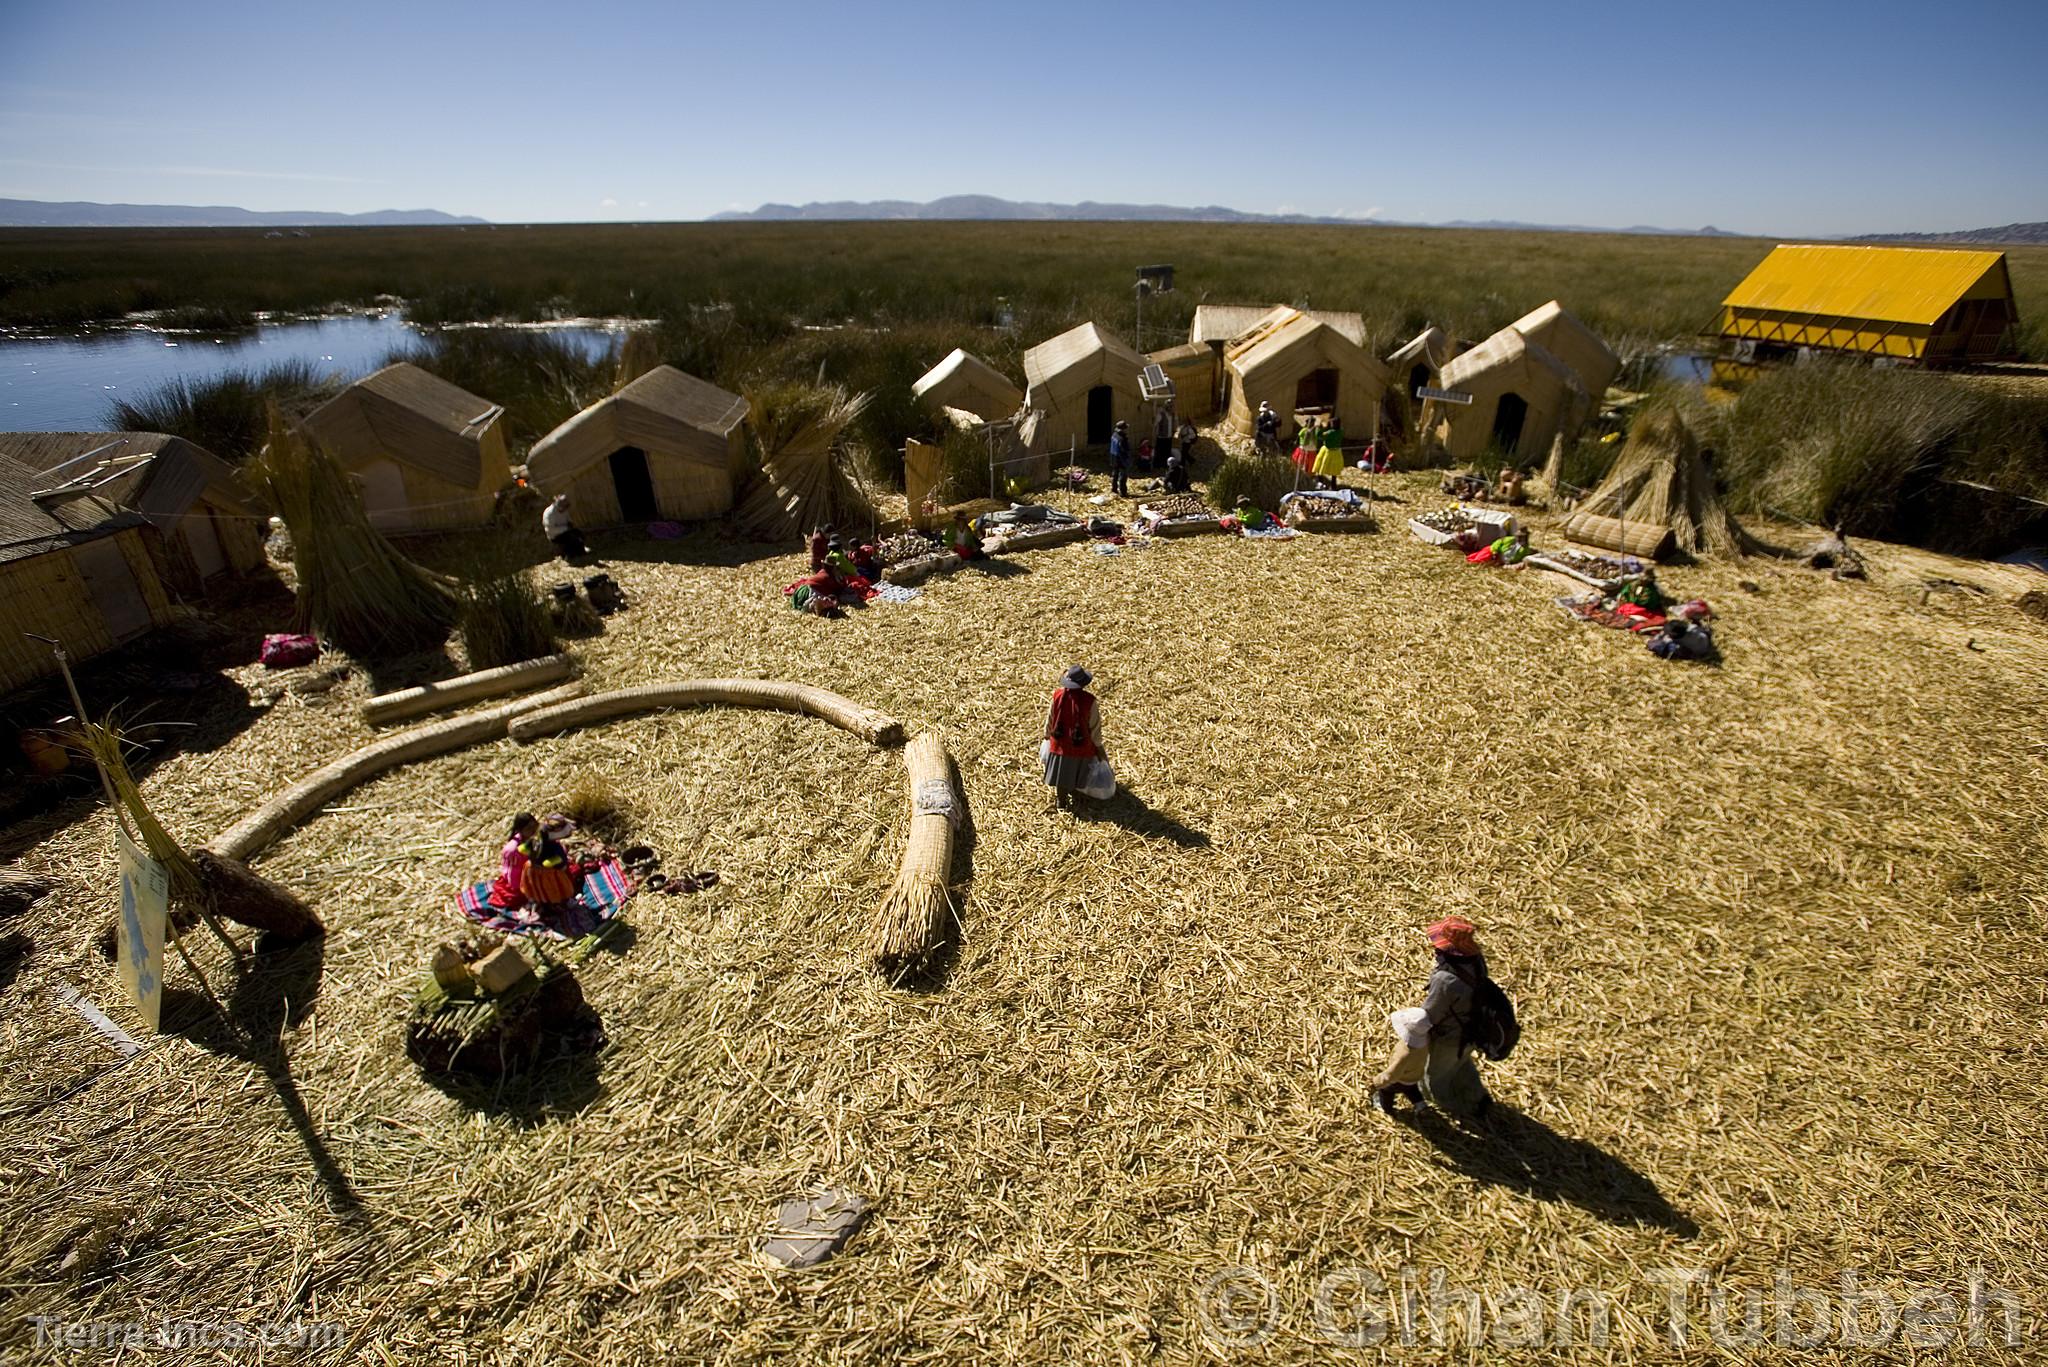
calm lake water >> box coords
[0,312,624,431]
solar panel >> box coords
[1139,364,1176,401]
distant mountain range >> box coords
[0,198,486,228]
[709,195,1743,235]
[1850,221,2048,246]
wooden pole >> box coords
[30,635,243,1001]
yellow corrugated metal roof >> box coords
[1721,244,2009,328]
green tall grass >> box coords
[106,359,339,461]
[1705,365,2048,554]
[456,570,560,670]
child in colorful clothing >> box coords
[487,813,541,910]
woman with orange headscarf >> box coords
[1372,916,1495,1119]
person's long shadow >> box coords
[164,933,367,1223]
[1077,786,1210,848]
[1406,1104,1697,1235]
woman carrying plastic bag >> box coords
[1040,664,1114,810]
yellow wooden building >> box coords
[1717,244,2019,368]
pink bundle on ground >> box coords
[260,633,320,668]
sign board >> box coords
[902,438,943,525]
[1415,385,1474,405]
[114,827,168,1031]
[1136,263,1175,293]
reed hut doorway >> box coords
[608,447,659,522]
[1408,363,1430,399]
[1085,386,1113,445]
[1490,393,1529,455]
[1295,368,1339,411]
[357,460,409,528]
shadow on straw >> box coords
[1407,1104,1698,1236]
[165,933,367,1223]
[1079,787,1210,848]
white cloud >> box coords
[636,200,649,208]
[599,196,619,208]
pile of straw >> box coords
[6,468,2048,1361]
[1566,398,1760,558]
[734,382,879,541]
[244,408,460,656]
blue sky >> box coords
[2,0,2044,235]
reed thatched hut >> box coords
[1222,311,1390,440]
[526,366,749,525]
[1386,327,1452,402]
[1022,322,1149,450]
[911,349,1023,424]
[299,363,510,533]
[1427,326,1591,463]
[0,431,265,595]
[0,452,177,695]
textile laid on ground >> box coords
[458,857,633,939]
[1555,593,1668,633]
[871,583,922,604]
[1240,523,1301,540]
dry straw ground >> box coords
[2,472,2045,1363]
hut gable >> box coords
[1508,301,1620,399]
[1222,311,1390,439]
[302,362,503,489]
[1023,322,1146,399]
[528,366,746,484]
[1717,244,2018,364]
[1386,327,1451,376]
[526,366,749,527]
[911,348,1023,423]
[1020,322,1152,452]
[1192,304,1368,348]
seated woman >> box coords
[520,829,580,911]
[1162,451,1193,493]
[851,541,883,583]
[487,812,541,909]
[948,511,986,560]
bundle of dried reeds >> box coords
[1566,398,1759,558]
[74,721,319,943]
[734,383,878,541]
[244,407,460,656]
[869,731,959,982]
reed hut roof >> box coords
[1022,322,1146,396]
[0,451,146,564]
[526,366,747,485]
[1225,310,1386,384]
[1439,324,1585,397]
[301,362,504,488]
[1386,326,1451,373]
[0,430,259,523]
[911,349,1023,421]
[1508,300,1620,399]
[1191,304,1368,348]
